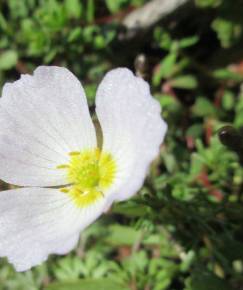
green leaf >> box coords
[153,27,172,50]
[94,35,106,49]
[112,202,149,217]
[189,153,204,179]
[105,225,142,246]
[0,50,18,70]
[195,0,222,8]
[222,90,234,110]
[0,12,8,31]
[180,250,195,272]
[68,27,82,42]
[159,52,177,78]
[86,0,95,23]
[45,279,129,290]
[64,0,82,19]
[153,52,177,85]
[161,150,177,173]
[213,68,243,82]
[179,35,199,48]
[186,124,203,138]
[105,0,128,13]
[192,97,217,117]
[212,18,242,48]
[53,256,83,281]
[44,49,58,63]
[83,26,99,43]
[155,94,181,114]
[170,75,198,89]
[234,93,243,127]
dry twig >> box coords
[120,0,191,40]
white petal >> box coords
[0,187,108,271]
[96,68,167,202]
[0,66,96,187]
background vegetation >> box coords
[1,0,243,289]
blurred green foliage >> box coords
[1,0,243,289]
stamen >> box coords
[60,188,69,193]
[69,151,81,156]
[56,164,69,169]
[57,148,116,208]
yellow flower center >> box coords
[57,148,116,208]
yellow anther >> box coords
[60,188,69,193]
[69,151,81,156]
[56,164,69,169]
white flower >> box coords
[0,66,167,271]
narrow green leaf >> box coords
[45,278,129,290]
[153,52,177,85]
[105,224,142,246]
[112,202,149,217]
[86,0,95,23]
[170,75,198,89]
[0,12,8,31]
[179,35,199,48]
[105,0,128,13]
[0,50,18,70]
[64,0,82,19]
[213,68,243,82]
[195,0,222,8]
[192,97,217,117]
[222,90,234,110]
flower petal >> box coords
[0,187,108,271]
[0,66,96,186]
[96,68,167,202]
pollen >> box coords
[57,148,116,208]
